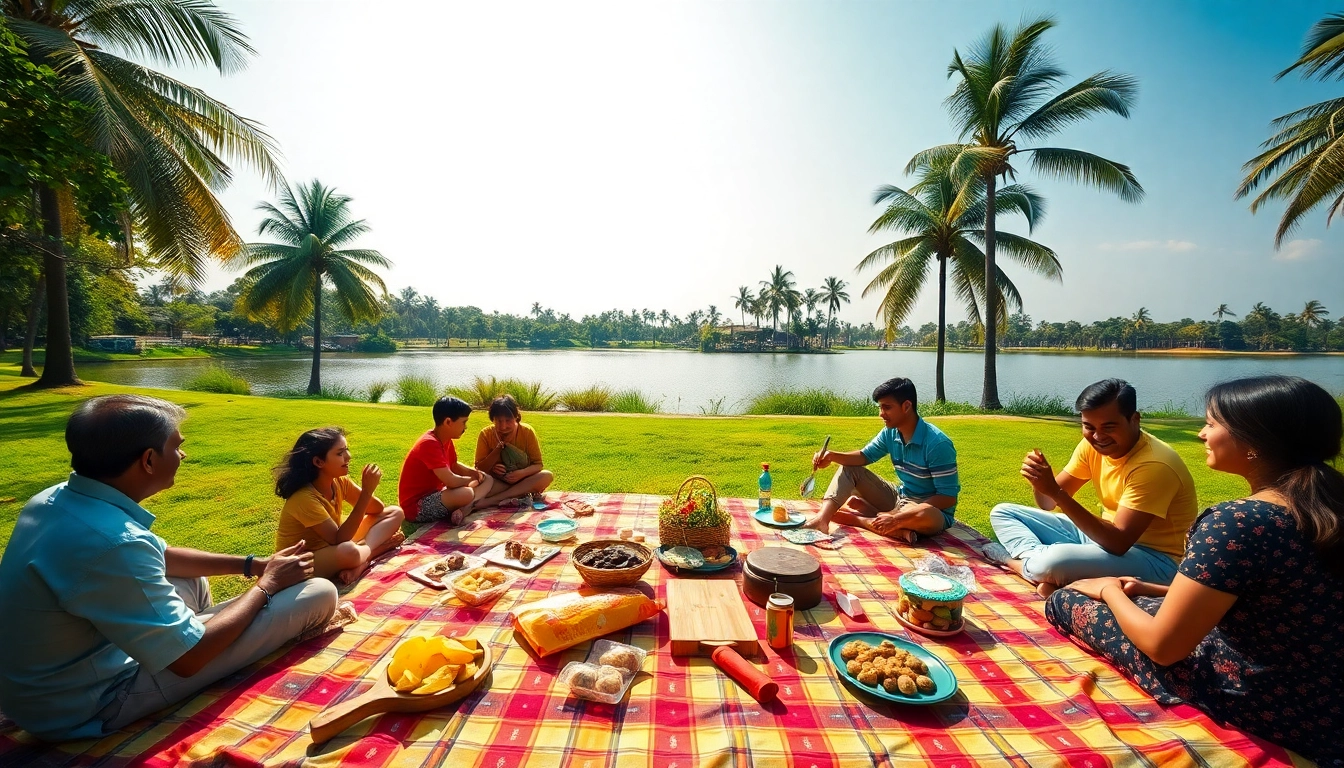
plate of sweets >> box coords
[481,540,561,571]
[409,553,486,589]
[894,572,968,637]
[828,632,957,705]
[753,504,807,528]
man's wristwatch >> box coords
[243,554,256,579]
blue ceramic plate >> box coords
[827,631,959,705]
[753,508,806,528]
[654,544,738,573]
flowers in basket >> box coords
[658,486,730,531]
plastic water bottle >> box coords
[758,463,772,510]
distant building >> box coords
[86,335,139,353]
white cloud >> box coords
[1097,240,1198,253]
[1274,239,1323,262]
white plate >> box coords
[408,553,486,589]
[480,541,561,571]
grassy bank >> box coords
[0,362,1240,600]
[0,346,304,365]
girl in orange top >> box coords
[274,427,406,584]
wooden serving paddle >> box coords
[667,579,760,658]
[309,637,493,745]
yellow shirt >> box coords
[1062,431,1199,558]
[474,423,543,472]
[274,475,382,552]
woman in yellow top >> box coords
[473,395,554,508]
[274,427,406,584]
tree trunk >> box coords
[35,185,79,388]
[21,270,45,377]
[0,303,9,352]
[307,275,322,395]
[936,254,947,403]
[980,174,1001,410]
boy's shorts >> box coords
[414,492,454,523]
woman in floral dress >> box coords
[1046,376,1343,766]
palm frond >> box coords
[1278,12,1344,81]
[1025,147,1144,202]
[329,247,391,269]
[69,0,256,74]
[864,241,933,331]
[1011,71,1139,140]
[970,230,1062,281]
[904,143,969,175]
[857,236,929,275]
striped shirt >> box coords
[860,418,960,517]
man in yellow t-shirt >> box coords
[982,379,1199,597]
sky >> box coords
[161,0,1344,328]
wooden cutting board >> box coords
[667,579,760,657]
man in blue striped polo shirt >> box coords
[804,377,960,543]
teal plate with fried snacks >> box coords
[753,508,806,528]
[827,631,958,705]
[655,545,738,573]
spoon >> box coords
[799,435,831,497]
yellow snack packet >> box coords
[510,589,664,656]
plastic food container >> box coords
[537,518,579,542]
[897,572,968,633]
[559,639,648,704]
[441,566,521,606]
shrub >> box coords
[395,375,439,407]
[745,387,874,416]
[1144,400,1193,419]
[920,400,984,417]
[184,365,250,395]
[1002,393,1072,417]
[318,384,360,401]
[356,333,397,353]
[610,389,662,414]
[367,380,391,403]
[449,376,558,411]
[560,385,612,412]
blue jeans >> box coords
[988,503,1179,585]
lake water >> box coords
[75,348,1344,415]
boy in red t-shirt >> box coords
[398,397,494,525]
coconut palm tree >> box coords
[820,276,850,348]
[1130,307,1152,350]
[1212,303,1237,321]
[861,157,1057,402]
[231,180,389,394]
[4,0,281,387]
[1238,12,1344,246]
[759,265,800,344]
[1300,299,1329,328]
[913,16,1142,408]
[733,285,754,329]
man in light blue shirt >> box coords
[804,377,960,543]
[0,395,337,741]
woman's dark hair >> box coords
[488,394,521,421]
[432,396,472,426]
[1076,378,1137,418]
[872,377,917,410]
[274,427,346,499]
[1206,375,1344,575]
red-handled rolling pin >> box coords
[710,645,779,703]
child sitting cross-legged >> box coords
[274,427,406,585]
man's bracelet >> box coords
[243,554,255,579]
[255,583,272,609]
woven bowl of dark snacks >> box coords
[572,539,654,587]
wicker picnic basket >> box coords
[658,475,731,549]
[573,539,653,587]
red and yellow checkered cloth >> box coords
[0,494,1309,767]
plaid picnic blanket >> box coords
[0,494,1308,767]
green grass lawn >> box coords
[0,360,1245,600]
